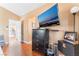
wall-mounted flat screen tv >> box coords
[38,4,60,27]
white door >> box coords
[9,19,21,42]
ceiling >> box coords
[0,3,45,16]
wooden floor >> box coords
[32,51,64,56]
[2,43,44,56]
[32,51,45,56]
[1,37,63,56]
[21,42,32,56]
[1,43,64,56]
[2,42,32,56]
[2,44,9,56]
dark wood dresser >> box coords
[32,29,49,55]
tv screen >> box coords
[64,32,77,42]
[38,4,60,27]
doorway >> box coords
[9,19,21,42]
[8,19,21,56]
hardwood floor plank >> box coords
[2,42,32,56]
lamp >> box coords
[70,6,79,32]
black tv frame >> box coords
[40,20,60,27]
[37,3,60,27]
[64,32,77,42]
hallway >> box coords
[2,38,32,56]
[8,37,21,56]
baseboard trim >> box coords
[23,41,32,45]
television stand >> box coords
[58,40,79,56]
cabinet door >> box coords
[58,40,63,53]
[63,42,74,56]
[44,30,49,49]
[32,40,37,50]
[32,30,38,50]
[32,41,39,51]
[32,29,49,54]
[32,30,38,40]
